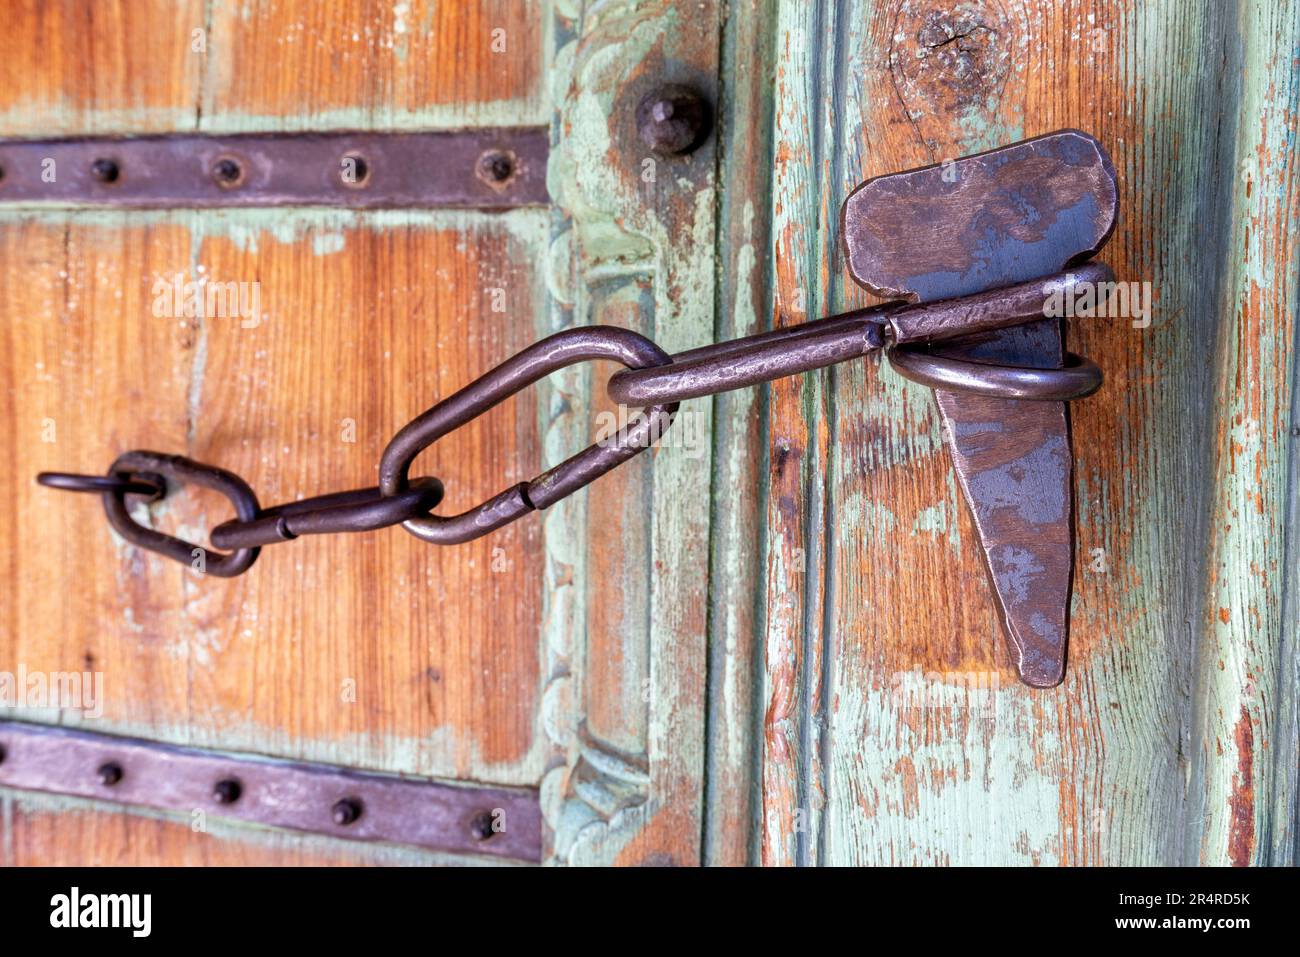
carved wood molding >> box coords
[540,0,719,865]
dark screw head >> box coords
[331,797,363,826]
[636,86,710,156]
[0,743,7,765]
[212,778,242,804]
[469,810,497,841]
[211,157,243,188]
[90,158,120,184]
[97,762,123,786]
[476,150,516,188]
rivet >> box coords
[469,810,497,841]
[212,778,242,804]
[211,157,244,188]
[475,149,516,190]
[0,743,7,765]
[97,761,123,786]
[331,797,363,826]
[90,158,120,184]
[339,152,370,188]
[636,86,710,156]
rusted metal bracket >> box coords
[0,129,548,208]
[0,722,542,861]
[842,130,1119,687]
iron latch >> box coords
[33,129,1118,688]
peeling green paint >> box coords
[0,208,549,253]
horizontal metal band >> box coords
[0,722,542,861]
[0,129,548,208]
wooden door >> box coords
[1,0,1295,867]
[730,0,1299,867]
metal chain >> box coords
[36,265,1107,576]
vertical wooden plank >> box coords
[703,0,777,867]
[2,0,556,864]
[760,0,845,866]
[201,0,545,129]
[0,0,545,136]
[751,0,1299,865]
[0,0,205,135]
[1,212,549,783]
[1189,0,1299,866]
[543,0,719,866]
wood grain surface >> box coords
[751,0,1298,866]
[1,0,551,865]
[3,212,547,770]
[2,0,1296,867]
[543,0,720,866]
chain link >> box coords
[35,266,1107,576]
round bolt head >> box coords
[212,778,242,804]
[469,810,497,841]
[97,762,123,786]
[475,150,517,191]
[332,797,363,826]
[211,157,244,188]
[90,158,120,184]
[339,152,370,188]
[636,86,710,156]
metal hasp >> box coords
[842,129,1119,687]
[26,125,1118,688]
[0,129,548,208]
[36,266,1106,571]
[0,721,542,861]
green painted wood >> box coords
[542,0,720,865]
[6,0,1295,867]
[703,0,776,867]
[1186,0,1299,866]
[722,0,1299,866]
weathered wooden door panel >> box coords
[739,0,1298,866]
[2,0,1296,867]
[2,0,553,865]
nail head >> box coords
[91,159,120,184]
[211,157,244,188]
[636,86,710,156]
[213,778,242,804]
[469,810,497,841]
[332,797,363,826]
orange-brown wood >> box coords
[0,0,204,136]
[206,0,541,119]
[2,216,546,770]
[0,0,541,137]
[6,0,1296,869]
[1,803,478,866]
[1,0,549,865]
